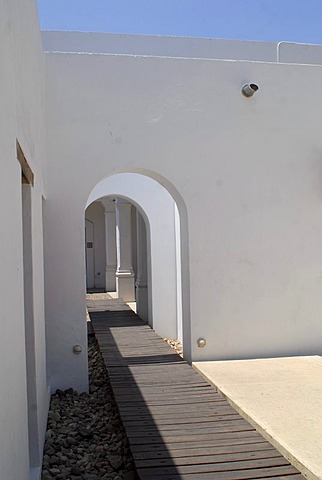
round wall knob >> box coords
[73,345,82,354]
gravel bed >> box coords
[41,337,138,480]
[163,338,183,356]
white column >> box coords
[136,211,148,321]
[115,198,135,301]
[100,198,117,292]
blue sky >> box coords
[37,0,322,44]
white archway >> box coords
[86,173,182,341]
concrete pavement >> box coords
[194,356,322,480]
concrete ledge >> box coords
[194,356,322,480]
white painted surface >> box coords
[42,31,277,62]
[194,357,322,480]
[0,1,48,478]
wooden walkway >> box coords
[88,307,304,480]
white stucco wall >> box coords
[85,202,106,289]
[0,1,47,479]
[87,173,180,340]
[44,46,322,380]
[42,31,278,62]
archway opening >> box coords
[84,172,188,349]
[85,196,144,318]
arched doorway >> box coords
[85,172,184,342]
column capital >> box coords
[100,197,115,212]
[115,198,131,208]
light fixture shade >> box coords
[242,83,259,97]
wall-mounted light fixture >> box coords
[73,345,82,354]
[242,83,259,98]
[197,338,206,348]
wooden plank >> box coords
[114,388,214,397]
[114,391,225,401]
[136,457,292,476]
[117,402,230,413]
[118,405,238,422]
[253,476,305,480]
[128,431,263,445]
[108,376,206,384]
[116,397,231,407]
[124,419,249,433]
[122,413,241,425]
[137,465,302,480]
[133,442,276,460]
[129,435,270,454]
[114,383,214,393]
[135,448,283,468]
